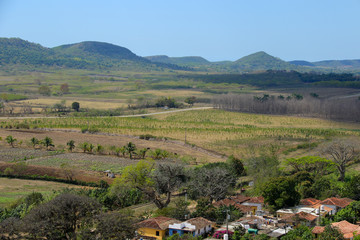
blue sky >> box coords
[0,0,359,62]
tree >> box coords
[30,137,39,149]
[52,100,67,112]
[342,174,360,200]
[227,155,245,177]
[60,83,70,94]
[21,193,101,240]
[334,201,360,223]
[80,142,89,153]
[42,136,54,150]
[281,224,314,240]
[5,135,16,147]
[112,160,185,209]
[185,96,197,106]
[285,156,333,175]
[125,142,136,159]
[262,176,300,212]
[72,102,80,112]
[38,85,51,96]
[66,140,75,152]
[79,211,136,240]
[187,166,236,203]
[323,140,357,181]
[319,225,344,240]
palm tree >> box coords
[42,136,54,150]
[30,137,39,149]
[5,135,16,148]
[66,140,75,152]
[125,142,136,159]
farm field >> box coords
[0,177,85,207]
[1,109,360,158]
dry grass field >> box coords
[0,177,86,207]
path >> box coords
[0,107,213,120]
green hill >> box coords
[0,38,187,71]
[145,55,209,66]
[232,51,298,71]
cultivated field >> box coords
[1,109,360,158]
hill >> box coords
[232,51,299,71]
[145,55,209,66]
[0,38,187,71]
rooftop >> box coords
[137,216,180,230]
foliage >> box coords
[125,142,136,159]
[41,136,55,150]
[166,233,203,240]
[5,135,17,147]
[262,176,300,212]
[213,230,234,239]
[38,85,51,96]
[342,174,360,200]
[71,101,80,112]
[187,165,236,203]
[113,160,185,209]
[60,83,70,94]
[285,156,333,175]
[66,140,75,152]
[185,96,197,106]
[155,96,182,108]
[21,193,101,240]
[318,225,344,240]
[323,140,357,181]
[227,155,245,177]
[281,224,313,240]
[334,201,360,223]
[79,211,136,240]
[154,198,190,221]
[30,137,39,148]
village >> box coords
[136,195,358,240]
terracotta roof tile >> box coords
[245,196,264,204]
[312,226,325,234]
[281,211,317,222]
[137,216,180,230]
[186,217,214,229]
[312,221,360,238]
[300,198,321,206]
[320,197,353,208]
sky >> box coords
[0,0,359,62]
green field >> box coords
[4,109,360,158]
[0,177,84,207]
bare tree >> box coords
[323,140,357,181]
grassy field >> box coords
[3,109,360,158]
[0,177,84,207]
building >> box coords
[279,211,318,227]
[312,220,360,239]
[168,217,214,237]
[319,197,353,215]
[137,216,180,240]
[213,195,265,215]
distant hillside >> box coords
[313,59,360,69]
[145,55,209,66]
[0,38,187,71]
[289,60,315,67]
[231,51,298,71]
[53,41,146,63]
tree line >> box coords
[213,93,360,121]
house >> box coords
[279,211,318,227]
[319,197,353,215]
[299,198,321,207]
[241,196,265,215]
[276,204,331,219]
[312,220,360,239]
[168,217,214,237]
[213,195,265,215]
[136,216,180,240]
